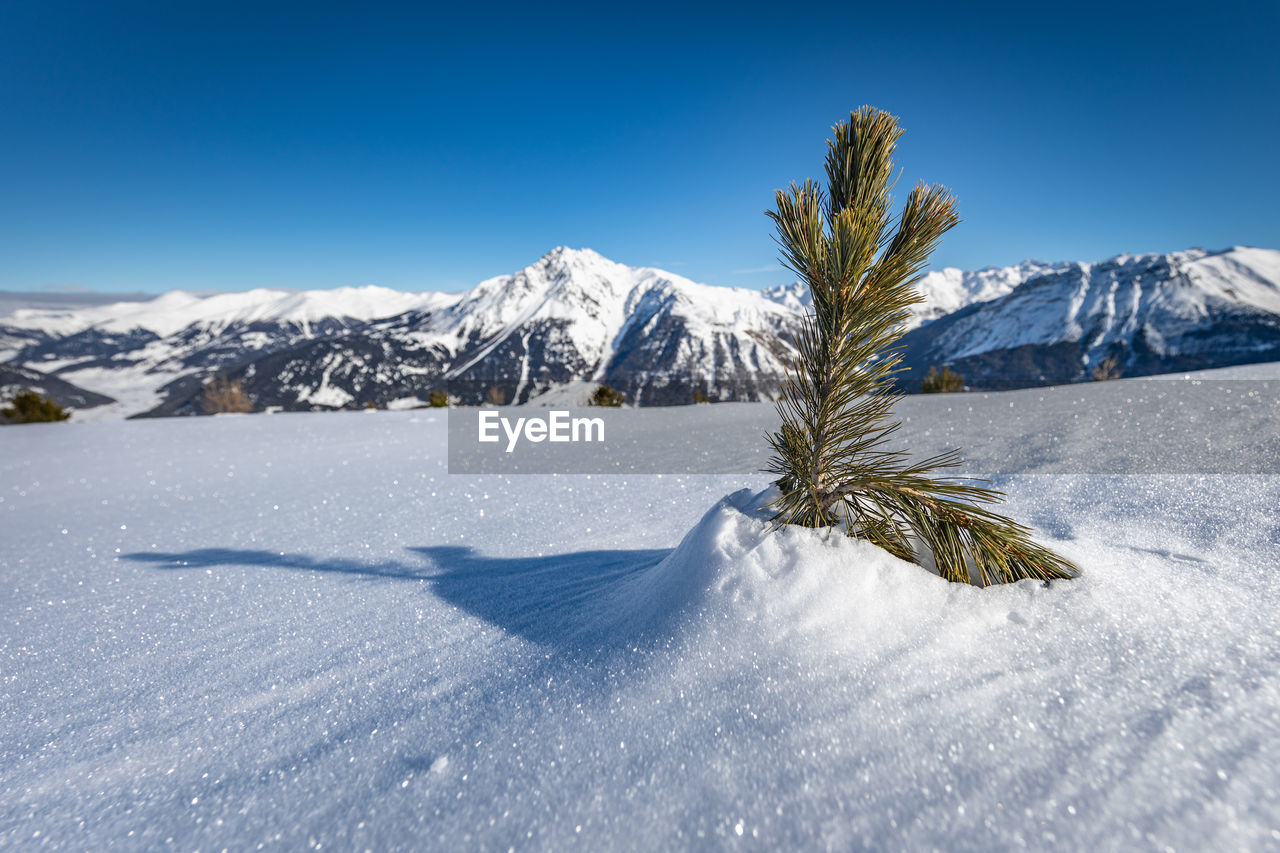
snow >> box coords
[3,383,1279,849]
[0,290,156,317]
[3,286,456,338]
[0,249,1053,345]
[912,259,1071,327]
[386,396,428,411]
[760,281,812,313]
[1,248,804,416]
[298,383,354,408]
[763,260,1070,329]
[1185,246,1280,314]
[420,248,797,384]
[523,380,606,407]
[920,247,1280,364]
[1146,362,1280,380]
[58,364,178,423]
[6,246,1279,420]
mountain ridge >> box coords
[898,246,1280,388]
[2,245,1278,418]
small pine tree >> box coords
[764,107,1075,586]
[921,365,965,393]
[1091,354,1122,382]
[428,390,449,408]
[201,376,252,414]
[589,384,625,407]
[1,390,70,424]
[692,388,711,404]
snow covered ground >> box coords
[1146,362,1280,380]
[2,386,1279,850]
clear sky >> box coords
[2,0,1277,294]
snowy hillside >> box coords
[901,246,1280,388]
[378,247,801,407]
[2,285,452,338]
[765,260,1068,328]
[3,245,1280,416]
[3,383,1279,849]
[910,259,1070,326]
[0,249,801,417]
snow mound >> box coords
[631,488,1045,651]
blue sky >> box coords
[2,0,1276,294]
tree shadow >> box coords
[124,545,674,650]
[125,548,434,579]
[409,545,673,649]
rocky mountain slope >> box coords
[0,249,802,416]
[898,247,1280,388]
[2,245,1278,417]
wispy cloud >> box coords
[733,265,783,275]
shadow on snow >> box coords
[124,545,673,650]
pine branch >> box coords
[764,106,1077,586]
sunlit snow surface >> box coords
[2,399,1279,850]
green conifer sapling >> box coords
[764,107,1076,586]
[1,390,71,424]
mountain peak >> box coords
[537,246,608,267]
[6,244,1278,419]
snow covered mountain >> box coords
[2,245,1279,417]
[910,259,1072,327]
[899,246,1280,388]
[0,249,802,416]
[763,259,1069,329]
[0,284,464,418]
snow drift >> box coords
[621,487,1013,643]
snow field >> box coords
[1,404,1278,850]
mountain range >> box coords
[2,245,1278,418]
